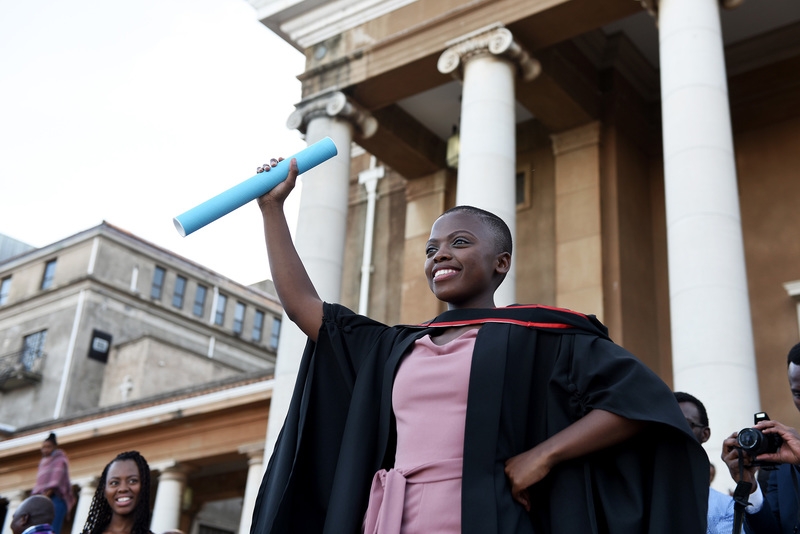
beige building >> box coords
[0,222,282,534]
[251,0,800,494]
[4,1,800,530]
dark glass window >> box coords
[214,294,227,326]
[151,266,166,299]
[233,302,245,334]
[22,330,47,370]
[0,276,11,305]
[172,275,187,308]
[270,317,281,349]
[515,171,526,206]
[41,259,57,290]
[252,310,265,342]
[193,285,207,317]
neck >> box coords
[105,513,136,534]
[446,297,496,311]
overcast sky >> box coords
[0,0,307,286]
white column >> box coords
[237,444,265,534]
[438,24,540,307]
[264,91,377,461]
[2,489,26,534]
[150,466,188,533]
[71,477,98,534]
[658,0,758,488]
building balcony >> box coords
[0,350,46,391]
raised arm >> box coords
[504,409,645,511]
[257,157,323,341]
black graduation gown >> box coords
[251,303,709,534]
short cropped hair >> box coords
[788,343,800,367]
[674,391,709,427]
[439,205,513,256]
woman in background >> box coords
[32,432,75,534]
[82,451,153,534]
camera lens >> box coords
[737,428,761,451]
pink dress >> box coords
[363,328,477,534]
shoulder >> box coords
[322,302,392,331]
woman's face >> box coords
[40,440,55,457]
[424,211,509,309]
[105,459,141,516]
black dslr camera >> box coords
[737,412,782,465]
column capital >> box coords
[72,475,100,488]
[151,461,194,481]
[238,441,265,459]
[437,23,540,82]
[286,90,377,138]
[639,0,745,19]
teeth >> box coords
[434,269,456,280]
[117,497,132,503]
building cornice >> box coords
[250,0,418,51]
[0,377,274,454]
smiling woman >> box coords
[82,451,153,534]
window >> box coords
[172,275,187,309]
[270,317,281,349]
[233,302,245,334]
[252,310,265,342]
[0,276,10,305]
[151,266,166,299]
[193,285,207,317]
[214,294,227,326]
[41,259,57,290]
[22,330,47,371]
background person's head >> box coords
[426,206,512,309]
[83,451,152,534]
[41,433,57,457]
[10,495,55,534]
[674,391,710,444]
[787,342,800,413]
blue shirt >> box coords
[22,525,55,534]
[708,488,736,534]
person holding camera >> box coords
[721,342,800,533]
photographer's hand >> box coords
[753,420,800,465]
[721,432,758,493]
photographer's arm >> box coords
[752,420,800,465]
[258,158,323,342]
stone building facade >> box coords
[0,222,282,534]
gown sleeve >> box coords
[250,303,401,534]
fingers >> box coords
[257,157,285,173]
[512,489,531,512]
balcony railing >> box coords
[0,349,46,391]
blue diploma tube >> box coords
[173,137,338,237]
